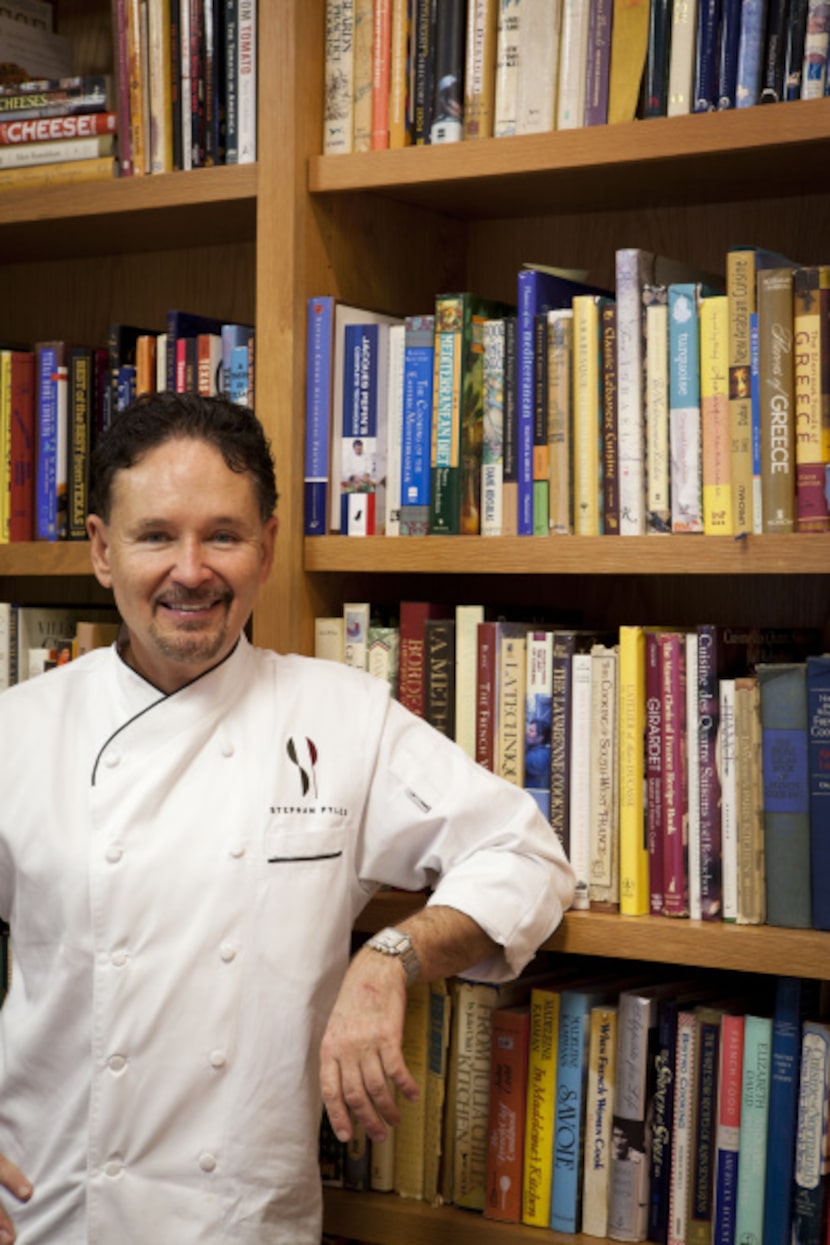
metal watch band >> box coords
[365,926,421,987]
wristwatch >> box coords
[365,926,421,986]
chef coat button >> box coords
[108,1054,127,1074]
[104,1158,123,1178]
[210,1049,227,1069]
[229,842,245,859]
[219,942,236,963]
[221,740,234,758]
[105,845,124,864]
[104,751,121,768]
[111,950,128,968]
[199,1152,217,1173]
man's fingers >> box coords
[0,1157,30,1203]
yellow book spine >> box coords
[618,624,649,915]
[700,295,733,534]
[393,980,431,1200]
[0,156,114,188]
[464,0,499,138]
[353,0,374,152]
[0,352,10,544]
[727,249,756,535]
[572,294,601,536]
[522,987,561,1227]
[582,1005,618,1237]
[607,0,650,124]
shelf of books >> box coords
[311,98,830,218]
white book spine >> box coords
[0,601,11,692]
[343,601,371,669]
[455,604,485,758]
[481,317,506,536]
[667,1012,696,1245]
[148,0,172,173]
[384,322,405,536]
[685,631,701,920]
[556,0,590,129]
[516,0,561,133]
[666,0,698,116]
[616,248,653,535]
[588,643,619,907]
[0,134,111,168]
[237,0,257,163]
[645,297,670,533]
[719,678,738,921]
[314,616,345,662]
[493,0,522,136]
[323,0,355,154]
[569,650,593,909]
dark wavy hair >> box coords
[89,390,279,523]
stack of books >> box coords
[322,0,830,154]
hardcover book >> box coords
[484,1004,530,1222]
[807,654,830,930]
[757,267,797,534]
[400,313,435,536]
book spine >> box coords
[35,344,59,541]
[668,1011,697,1245]
[572,295,602,536]
[496,632,525,786]
[423,617,456,738]
[686,631,701,920]
[532,311,549,535]
[550,993,592,1232]
[384,321,405,535]
[759,0,789,102]
[669,283,704,532]
[399,601,439,718]
[236,0,255,162]
[646,630,664,916]
[481,317,506,536]
[601,301,619,534]
[569,650,593,909]
[393,980,430,1199]
[607,993,654,1242]
[411,0,435,144]
[0,112,117,144]
[734,675,765,924]
[645,287,670,533]
[733,1015,773,1245]
[501,315,519,534]
[67,350,92,541]
[801,0,830,100]
[727,250,757,535]
[522,988,560,1227]
[692,0,720,110]
[660,631,689,917]
[455,604,484,758]
[423,980,451,1206]
[387,0,409,148]
[649,1002,680,1245]
[712,1012,744,1245]
[700,294,733,534]
[476,620,497,769]
[793,267,830,532]
[430,294,464,535]
[547,308,574,536]
[9,352,35,543]
[719,678,738,922]
[524,629,553,819]
[370,0,391,149]
[460,306,492,535]
[0,355,10,542]
[582,1005,618,1237]
[556,0,590,129]
[616,247,652,534]
[463,0,498,138]
[791,1021,830,1245]
[323,0,355,154]
[429,0,465,144]
[485,1007,530,1222]
[758,268,796,534]
[452,984,499,1211]
[735,0,766,107]
[697,624,723,919]
[667,0,699,115]
[762,978,806,1245]
[516,0,561,133]
[304,296,333,535]
[341,323,380,536]
[584,0,612,126]
[223,0,238,161]
[588,644,619,912]
[807,655,830,930]
[549,631,575,856]
[784,0,810,99]
[618,625,649,916]
[400,313,435,536]
[687,1014,720,1245]
[643,0,672,116]
[493,0,520,137]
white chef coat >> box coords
[0,635,574,1244]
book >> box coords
[66,346,94,542]
[607,0,651,123]
[589,641,619,913]
[716,0,743,110]
[659,631,688,918]
[757,662,812,929]
[649,996,690,1245]
[495,627,526,786]
[323,0,355,154]
[423,979,451,1207]
[6,349,34,542]
[646,630,665,916]
[667,0,699,115]
[712,1011,744,1245]
[687,1006,725,1245]
[758,267,797,534]
[807,654,830,931]
[34,340,67,542]
[464,0,498,139]
[601,300,619,534]
[735,0,767,107]
[668,1008,698,1245]
[367,623,400,694]
[643,0,673,116]
[314,616,345,663]
[398,600,447,718]
[342,601,370,669]
[484,1003,530,1222]
[524,628,553,819]
[423,616,455,737]
[733,1014,773,1245]
[430,291,513,536]
[455,603,485,758]
[584,0,613,126]
[759,0,789,102]
[522,982,563,1228]
[645,285,670,534]
[568,650,592,910]
[556,0,590,129]
[547,307,574,536]
[719,677,739,923]
[0,111,117,144]
[700,294,733,535]
[784,0,810,99]
[572,293,606,536]
[493,0,521,137]
[236,0,256,163]
[618,624,649,917]
[517,267,609,536]
[532,310,549,535]
[734,675,765,926]
[481,316,506,536]
[669,283,704,534]
[370,0,391,150]
[411,0,436,144]
[793,266,830,533]
[762,977,813,1245]
[384,321,405,535]
[340,320,391,535]
[394,980,431,1200]
[551,978,618,1233]
[792,1019,830,1245]
[516,0,562,133]
[583,1004,618,1238]
[400,313,435,536]
[801,0,830,99]
[429,0,465,144]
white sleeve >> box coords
[357,695,576,982]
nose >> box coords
[171,536,213,588]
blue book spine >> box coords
[550,989,606,1232]
[517,271,540,536]
[400,314,435,536]
[693,0,722,110]
[717,0,743,106]
[807,655,830,930]
[735,0,767,108]
[220,323,253,397]
[227,345,249,406]
[116,365,135,412]
[304,296,334,535]
[341,323,379,534]
[763,977,805,1245]
[35,345,58,541]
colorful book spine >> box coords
[485,1005,530,1222]
[762,977,808,1245]
[573,293,604,536]
[583,1005,618,1237]
[423,617,456,738]
[659,631,689,918]
[757,662,812,929]
[584,0,613,125]
[727,249,758,535]
[236,0,256,162]
[791,1020,830,1245]
[687,1009,722,1245]
[570,649,593,909]
[601,300,619,534]
[719,677,739,923]
[532,310,550,535]
[522,984,561,1227]
[697,623,724,920]
[608,989,659,1242]
[807,654,830,931]
[393,979,430,1199]
[8,351,35,543]
[525,629,554,820]
[384,321,405,535]
[323,0,355,154]
[548,307,574,536]
[411,0,436,144]
[801,0,830,99]
[400,313,435,536]
[692,0,720,110]
[649,999,682,1245]
[588,643,620,911]
[712,1011,744,1245]
[429,0,465,143]
[733,1015,773,1245]
[35,341,67,542]
[645,285,670,533]
[700,294,733,535]
[669,283,704,533]
[370,0,391,149]
[758,267,796,534]
[646,630,664,916]
[735,0,766,107]
[341,321,383,536]
[686,630,702,921]
[615,247,652,534]
[618,624,649,916]
[793,267,830,532]
[304,295,333,535]
[481,316,506,536]
[668,1010,698,1245]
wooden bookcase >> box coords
[1,5,829,1245]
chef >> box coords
[0,390,575,1244]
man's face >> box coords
[87,437,277,693]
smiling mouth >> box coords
[156,595,230,618]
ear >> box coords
[258,515,278,583]
[86,514,114,589]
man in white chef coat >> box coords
[0,391,574,1244]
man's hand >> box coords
[319,946,419,1144]
[0,1155,32,1244]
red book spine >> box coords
[485,1005,531,1223]
[9,351,35,542]
[476,620,497,770]
[398,601,444,718]
[370,0,391,149]
[659,632,689,916]
[646,630,664,916]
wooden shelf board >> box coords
[0,543,93,577]
[354,894,829,979]
[323,1187,576,1243]
[310,98,830,218]
[0,164,258,261]
[306,533,830,575]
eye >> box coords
[212,531,240,545]
[141,530,171,544]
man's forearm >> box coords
[391,904,499,983]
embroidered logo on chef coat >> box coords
[285,735,318,798]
